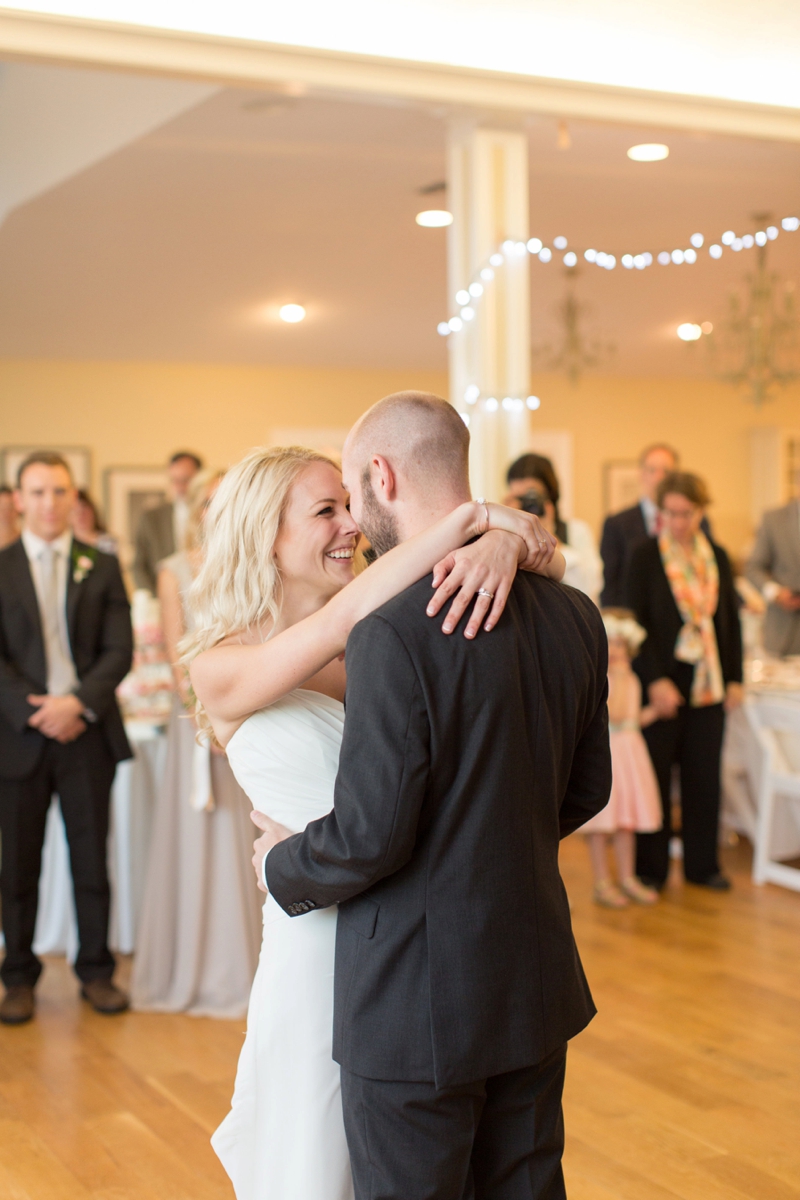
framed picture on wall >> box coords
[1,445,92,490]
[603,460,640,515]
[104,466,170,571]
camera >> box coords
[518,489,547,518]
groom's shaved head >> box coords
[346,391,470,500]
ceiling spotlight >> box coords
[437,322,451,336]
[526,395,541,410]
[415,210,453,227]
[527,237,543,254]
[671,249,685,264]
[731,238,743,251]
[456,289,470,305]
[539,247,552,262]
[690,233,704,248]
[485,397,499,412]
[622,254,634,269]
[701,321,714,334]
[721,230,736,245]
[468,282,483,297]
[584,249,597,262]
[480,267,495,281]
[684,248,697,263]
[448,316,463,332]
[657,251,671,265]
[677,323,702,341]
[709,244,723,259]
[460,306,475,321]
[553,236,568,250]
[465,384,480,404]
[279,304,306,323]
[742,234,755,249]
[782,216,799,231]
[755,230,767,246]
[634,255,647,270]
[767,225,779,239]
[563,251,578,267]
[489,252,504,266]
[627,143,669,162]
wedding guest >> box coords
[505,453,603,602]
[600,444,678,606]
[71,489,119,556]
[0,485,20,549]
[745,478,800,656]
[627,472,743,891]
[132,451,203,593]
[0,452,133,1024]
[581,609,661,908]
[131,470,261,1017]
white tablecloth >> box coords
[31,724,167,960]
[722,691,800,861]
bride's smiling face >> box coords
[273,461,360,600]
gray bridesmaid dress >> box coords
[131,552,262,1017]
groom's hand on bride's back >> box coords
[251,810,293,893]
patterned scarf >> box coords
[659,530,725,707]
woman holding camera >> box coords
[505,454,603,602]
[626,471,743,891]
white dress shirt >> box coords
[21,527,79,696]
[173,498,189,554]
[640,496,659,537]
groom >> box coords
[254,391,611,1199]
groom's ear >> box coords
[371,455,398,502]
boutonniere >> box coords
[72,544,97,584]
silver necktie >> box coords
[39,545,78,696]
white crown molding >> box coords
[2,7,800,142]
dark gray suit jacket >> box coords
[746,500,800,656]
[0,538,133,780]
[266,572,611,1089]
[132,503,175,592]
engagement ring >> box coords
[477,588,495,599]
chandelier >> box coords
[708,228,800,406]
[532,267,615,385]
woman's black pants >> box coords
[636,702,725,887]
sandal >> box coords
[593,880,629,909]
[620,876,659,905]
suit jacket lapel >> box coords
[7,539,47,681]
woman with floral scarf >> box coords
[626,472,743,891]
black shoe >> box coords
[690,872,732,891]
[0,984,35,1025]
[639,876,666,892]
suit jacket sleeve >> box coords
[627,542,674,689]
[0,608,39,733]
[745,516,775,592]
[716,546,744,685]
[132,511,156,592]
[73,557,134,717]
[266,614,430,914]
[559,626,612,837]
[599,515,624,607]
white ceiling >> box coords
[0,68,799,376]
[8,0,800,109]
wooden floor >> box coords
[2,838,799,1199]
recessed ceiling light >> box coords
[279,304,306,323]
[677,323,702,341]
[416,210,453,227]
[627,143,669,162]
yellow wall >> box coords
[2,358,799,560]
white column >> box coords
[446,125,531,500]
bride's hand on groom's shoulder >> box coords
[482,503,559,572]
[427,532,523,638]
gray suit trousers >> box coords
[340,1044,568,1200]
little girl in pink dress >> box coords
[584,609,663,908]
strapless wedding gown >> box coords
[212,689,353,1200]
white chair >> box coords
[751,699,800,892]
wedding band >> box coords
[477,588,495,599]
[537,539,547,547]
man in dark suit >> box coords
[254,393,611,1200]
[0,452,133,1024]
[132,450,202,592]
[600,443,679,606]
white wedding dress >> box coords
[212,689,354,1200]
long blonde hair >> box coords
[180,446,338,731]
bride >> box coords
[184,444,564,1200]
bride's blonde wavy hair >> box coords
[180,445,339,736]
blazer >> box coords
[266,573,611,1088]
[132,502,175,592]
[745,500,800,656]
[600,502,712,608]
[0,538,133,780]
[626,536,743,700]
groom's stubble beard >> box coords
[359,470,400,558]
